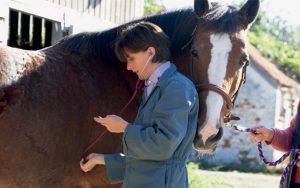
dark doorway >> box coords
[8,9,54,50]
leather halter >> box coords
[189,49,249,123]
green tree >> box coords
[294,28,300,51]
[144,0,166,16]
[248,9,300,81]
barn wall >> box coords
[44,0,144,24]
[0,0,144,46]
[0,0,9,44]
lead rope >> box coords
[81,79,144,163]
[226,123,300,188]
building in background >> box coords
[0,0,144,49]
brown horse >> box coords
[0,0,259,187]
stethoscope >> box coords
[82,52,153,163]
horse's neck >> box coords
[171,47,191,77]
[144,9,197,54]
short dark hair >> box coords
[115,21,170,63]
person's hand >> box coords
[296,156,300,169]
[80,153,105,172]
[94,115,128,133]
[249,127,275,143]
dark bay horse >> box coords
[0,0,259,187]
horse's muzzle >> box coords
[193,127,223,154]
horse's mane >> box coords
[54,3,243,63]
[54,8,197,63]
[200,3,244,34]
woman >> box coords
[250,101,300,188]
[79,21,199,188]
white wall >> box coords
[44,0,144,25]
[0,0,9,44]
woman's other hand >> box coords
[250,127,275,143]
[80,153,105,172]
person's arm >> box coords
[80,153,126,184]
[80,153,105,172]
[268,116,297,152]
[103,153,126,184]
[123,81,198,160]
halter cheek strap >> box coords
[189,53,248,123]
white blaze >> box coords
[199,34,232,144]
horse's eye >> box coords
[191,49,198,58]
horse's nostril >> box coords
[193,137,218,154]
[215,127,224,140]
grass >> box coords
[188,163,281,188]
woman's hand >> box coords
[250,127,275,143]
[297,156,300,169]
[80,153,105,172]
[94,115,128,133]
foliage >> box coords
[295,29,300,50]
[187,163,280,188]
[248,10,300,81]
[144,0,166,16]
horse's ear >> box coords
[194,0,212,18]
[239,0,260,29]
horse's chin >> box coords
[193,139,218,154]
[193,126,223,154]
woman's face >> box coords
[125,49,153,80]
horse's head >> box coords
[191,0,259,153]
